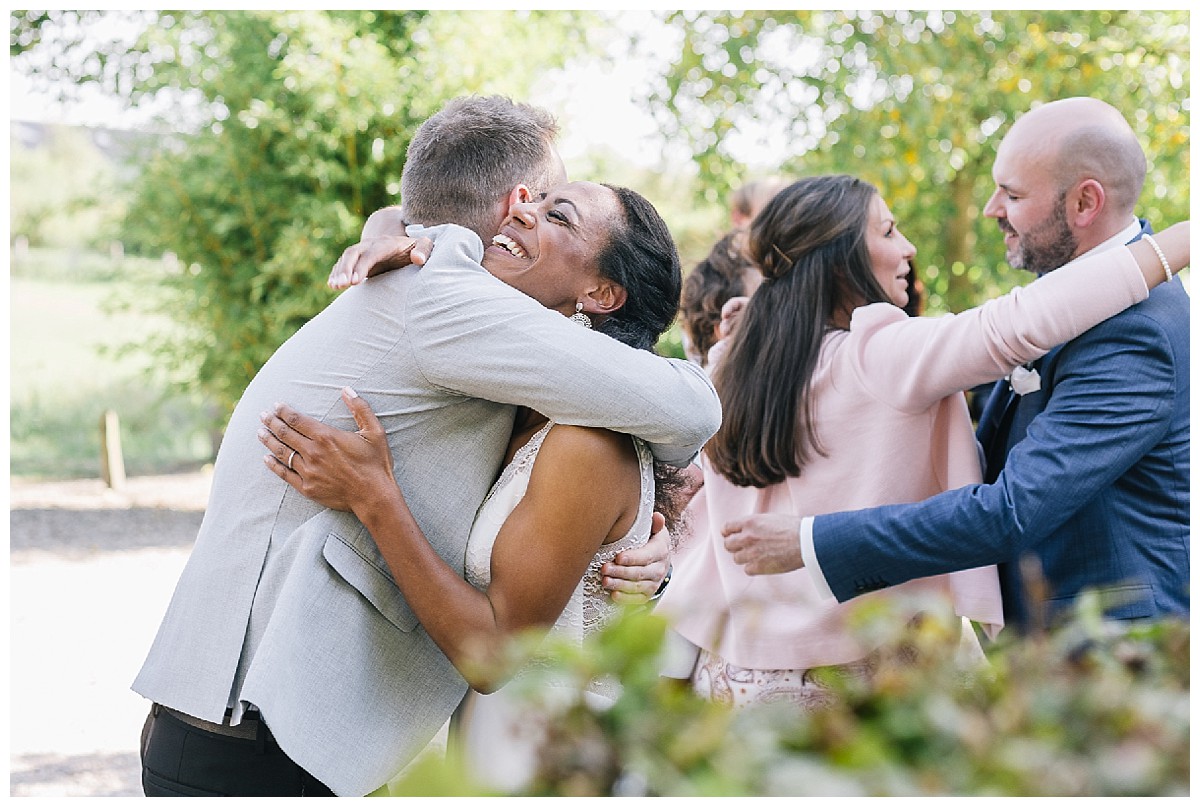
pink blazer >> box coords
[660,247,1149,670]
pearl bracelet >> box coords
[1143,234,1173,283]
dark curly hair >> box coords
[592,185,682,352]
[592,184,690,528]
[680,230,759,365]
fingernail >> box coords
[260,411,269,421]
[344,387,358,399]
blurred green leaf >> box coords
[375,597,1189,797]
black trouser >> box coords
[140,704,335,796]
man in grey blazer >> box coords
[134,96,722,796]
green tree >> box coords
[12,10,598,419]
[9,124,124,248]
[653,10,1189,311]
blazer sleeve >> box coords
[845,247,1147,413]
[403,224,721,466]
[811,306,1180,601]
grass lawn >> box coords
[10,251,216,479]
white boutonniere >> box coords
[1009,362,1041,395]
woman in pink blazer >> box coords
[658,174,1187,708]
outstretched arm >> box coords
[259,388,638,692]
[851,221,1189,411]
[800,295,1185,606]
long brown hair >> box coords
[705,175,892,488]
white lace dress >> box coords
[454,421,655,792]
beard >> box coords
[1001,195,1079,275]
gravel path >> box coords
[9,472,212,797]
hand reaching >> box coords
[722,513,806,575]
[601,512,671,604]
[718,295,751,340]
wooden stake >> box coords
[100,410,126,490]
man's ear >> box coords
[495,185,533,227]
[506,184,533,209]
[1070,179,1106,229]
[581,280,627,315]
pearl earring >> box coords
[568,301,592,329]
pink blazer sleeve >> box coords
[844,247,1148,413]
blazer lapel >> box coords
[976,379,1019,484]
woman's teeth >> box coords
[492,234,527,258]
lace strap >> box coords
[479,420,555,511]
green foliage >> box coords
[654,10,1190,312]
[654,323,686,361]
[9,10,53,55]
[9,125,125,249]
[17,10,601,418]
[12,10,1190,433]
[386,600,1189,797]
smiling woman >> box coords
[482,181,629,322]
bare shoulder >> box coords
[519,425,642,543]
[540,425,642,534]
[537,424,639,471]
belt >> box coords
[155,703,264,742]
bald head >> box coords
[1003,98,1146,219]
[985,98,1149,270]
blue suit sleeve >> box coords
[813,308,1179,602]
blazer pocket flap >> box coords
[323,529,419,633]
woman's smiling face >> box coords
[482,181,620,316]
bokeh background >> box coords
[9,9,1190,479]
[6,9,1192,797]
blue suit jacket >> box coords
[813,222,1190,631]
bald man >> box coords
[723,98,1190,633]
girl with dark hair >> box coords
[680,230,764,366]
[258,180,689,790]
[659,174,1189,709]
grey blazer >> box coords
[132,225,721,795]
